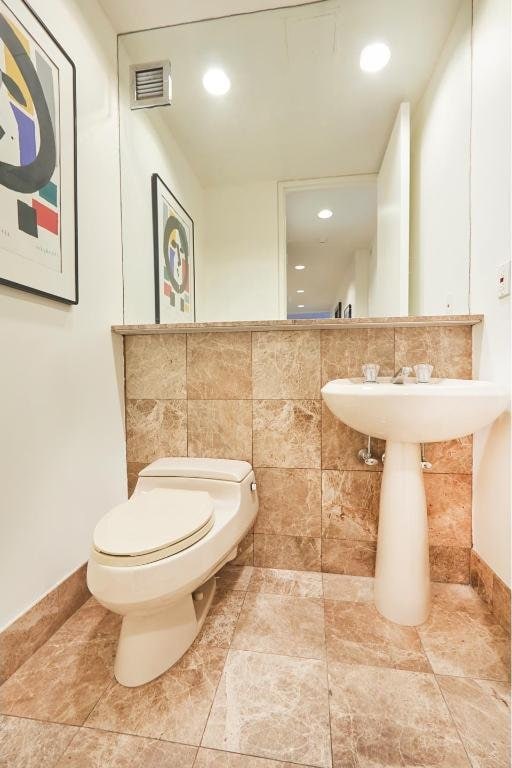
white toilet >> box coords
[87,457,258,687]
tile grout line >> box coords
[226,645,326,663]
[431,673,474,767]
[65,721,197,767]
[320,576,336,768]
[80,717,200,747]
[194,626,511,686]
[194,745,328,768]
[52,725,85,768]
[194,582,251,749]
[189,746,201,768]
[80,676,117,731]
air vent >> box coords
[130,61,172,110]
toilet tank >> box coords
[132,457,256,510]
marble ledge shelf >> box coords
[112,314,483,335]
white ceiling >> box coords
[286,179,377,313]
[119,0,464,186]
[99,0,315,34]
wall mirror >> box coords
[118,0,471,323]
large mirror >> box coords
[118,0,471,323]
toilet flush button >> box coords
[251,482,257,492]
[497,261,510,298]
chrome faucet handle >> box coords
[362,363,379,383]
[414,363,433,383]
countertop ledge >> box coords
[112,315,483,335]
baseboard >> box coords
[470,550,511,634]
[0,564,90,685]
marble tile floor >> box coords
[0,567,509,768]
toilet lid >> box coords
[93,488,214,557]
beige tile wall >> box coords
[124,325,473,583]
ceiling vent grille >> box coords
[130,61,172,109]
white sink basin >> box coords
[321,376,508,628]
[321,378,509,443]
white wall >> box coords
[470,0,511,586]
[354,250,370,318]
[410,2,471,316]
[367,237,378,315]
[0,0,126,628]
[332,250,370,319]
[334,255,356,315]
[370,103,410,316]
[118,42,206,325]
[200,181,280,321]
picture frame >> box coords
[152,172,195,324]
[0,0,78,304]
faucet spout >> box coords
[391,366,413,384]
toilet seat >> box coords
[92,488,215,567]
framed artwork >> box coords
[152,173,195,323]
[0,0,77,304]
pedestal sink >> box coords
[321,377,508,626]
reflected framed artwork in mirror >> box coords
[152,173,195,324]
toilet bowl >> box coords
[87,457,258,687]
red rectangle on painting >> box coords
[32,199,59,235]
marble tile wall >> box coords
[124,325,474,582]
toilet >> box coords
[87,457,258,687]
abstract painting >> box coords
[152,173,195,323]
[0,0,77,303]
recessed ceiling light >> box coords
[297,304,305,308]
[296,289,304,293]
[294,265,305,270]
[317,209,333,219]
[202,67,231,95]
[360,42,391,73]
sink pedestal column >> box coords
[374,441,430,626]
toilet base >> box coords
[114,576,216,687]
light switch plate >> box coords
[497,261,511,299]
